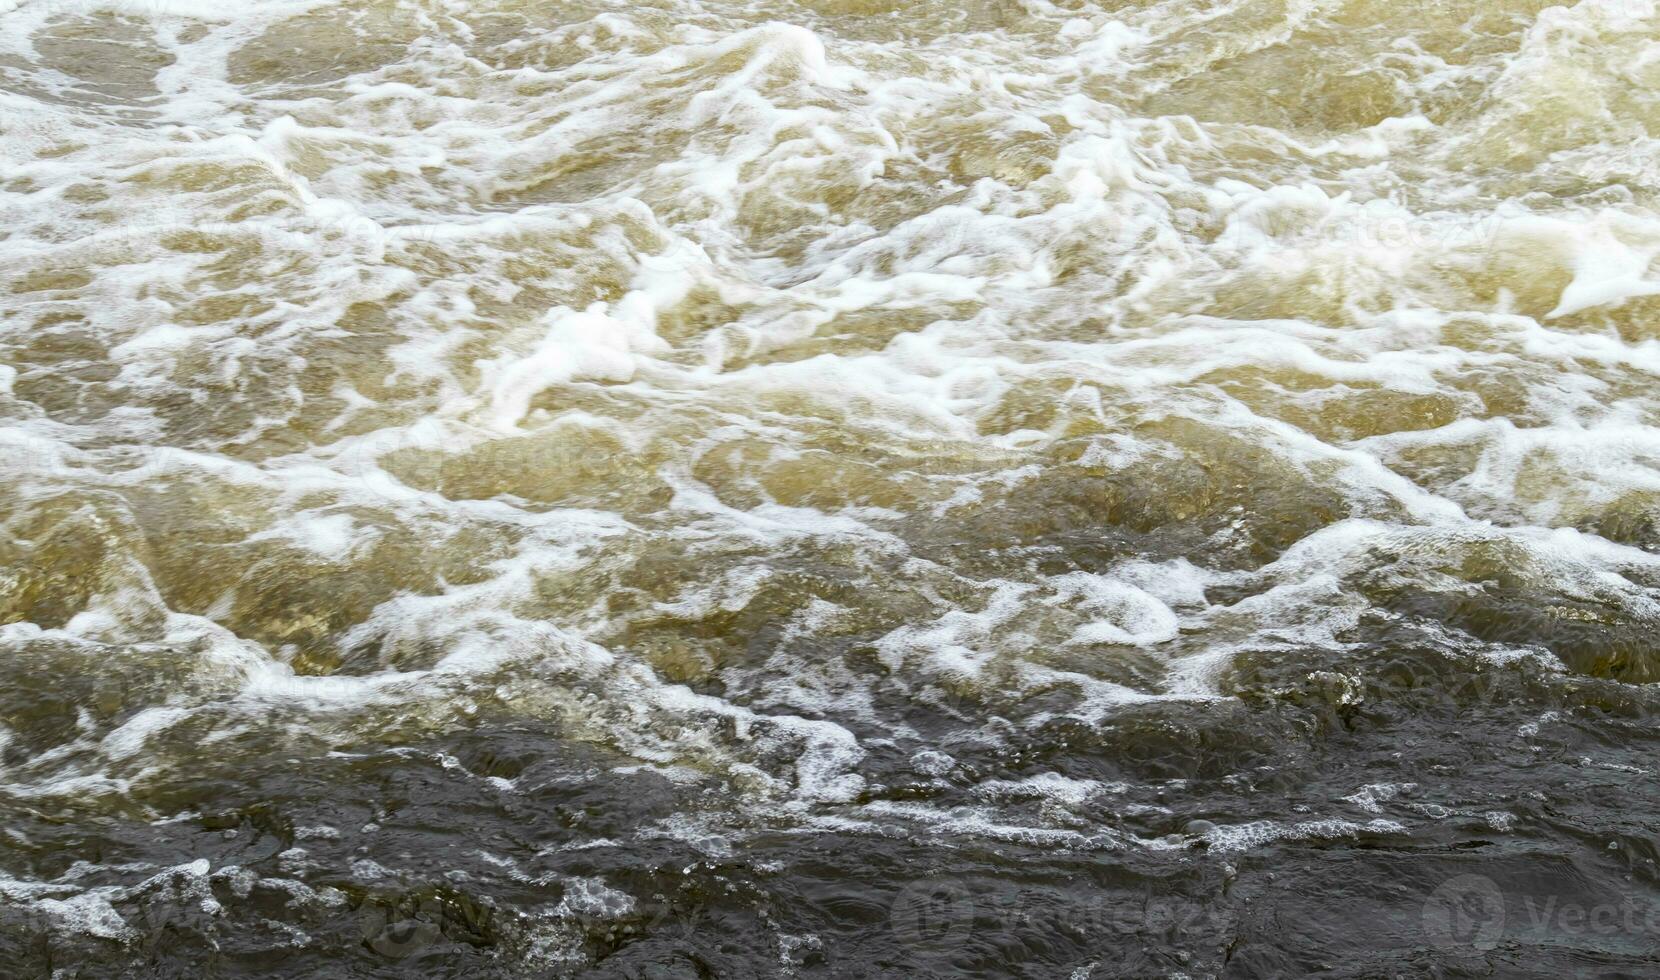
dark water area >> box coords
[9,637,1660,977]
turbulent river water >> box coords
[4,0,1660,975]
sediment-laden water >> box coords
[4,0,1660,975]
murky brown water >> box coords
[4,0,1660,975]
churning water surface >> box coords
[4,0,1660,975]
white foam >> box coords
[3,0,1660,861]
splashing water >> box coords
[4,0,1660,974]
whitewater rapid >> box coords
[4,0,1660,972]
